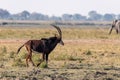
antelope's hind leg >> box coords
[29,53,35,66]
[26,46,35,67]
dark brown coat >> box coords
[17,25,64,67]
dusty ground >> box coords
[0,39,120,80]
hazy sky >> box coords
[0,0,120,16]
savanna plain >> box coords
[0,21,120,80]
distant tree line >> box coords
[0,8,120,21]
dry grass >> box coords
[0,26,119,39]
[0,26,120,79]
[0,27,120,66]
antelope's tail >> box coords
[16,44,25,54]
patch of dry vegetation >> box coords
[0,26,120,39]
[0,26,120,79]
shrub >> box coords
[19,52,27,59]
[32,54,41,63]
[67,55,77,61]
[40,62,48,68]
[1,46,7,54]
[84,50,92,55]
[78,58,85,63]
[9,51,15,58]
[53,54,66,61]
[12,58,26,67]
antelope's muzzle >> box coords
[60,40,64,45]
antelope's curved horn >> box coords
[51,24,62,38]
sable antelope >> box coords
[17,24,64,67]
[109,19,120,34]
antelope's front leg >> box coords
[109,27,113,34]
[37,53,45,67]
[45,54,49,66]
